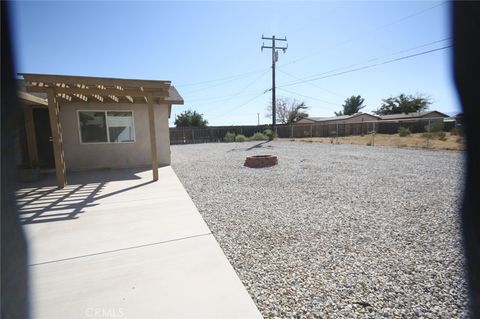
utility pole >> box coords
[257,113,260,126]
[262,35,287,136]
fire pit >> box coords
[244,155,278,168]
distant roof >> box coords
[302,113,380,122]
[379,111,448,120]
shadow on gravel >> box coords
[246,141,272,151]
[228,141,273,152]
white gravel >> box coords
[171,141,470,318]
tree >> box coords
[373,94,431,115]
[174,109,208,127]
[335,95,366,116]
[266,97,308,124]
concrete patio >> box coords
[16,166,261,318]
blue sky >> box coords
[11,1,458,126]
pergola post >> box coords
[23,106,39,163]
[147,93,159,181]
[46,88,66,188]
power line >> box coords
[277,1,447,68]
[210,91,267,118]
[211,41,451,119]
[276,88,341,114]
[276,87,341,108]
[188,89,260,104]
[276,37,451,88]
[194,69,270,111]
[177,2,446,94]
[366,37,451,62]
[278,45,452,88]
[276,69,345,97]
[181,67,270,96]
[176,67,269,88]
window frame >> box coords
[77,110,136,144]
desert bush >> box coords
[224,132,236,142]
[263,129,274,140]
[250,132,268,141]
[422,132,433,139]
[398,127,411,137]
[235,134,247,142]
[437,131,447,141]
[425,121,444,133]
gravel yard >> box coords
[171,141,469,318]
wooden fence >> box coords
[169,118,456,144]
[170,125,271,144]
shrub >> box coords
[437,131,447,141]
[263,129,274,140]
[422,132,433,139]
[303,130,311,137]
[224,131,236,142]
[235,134,247,142]
[366,141,372,146]
[250,132,268,141]
[398,127,411,137]
[425,121,444,133]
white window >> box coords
[78,111,135,143]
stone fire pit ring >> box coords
[244,155,278,168]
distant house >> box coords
[377,111,449,121]
[296,112,380,125]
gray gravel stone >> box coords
[171,141,470,318]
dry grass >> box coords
[281,133,464,151]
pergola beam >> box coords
[25,85,168,98]
[108,95,119,103]
[21,73,171,90]
[73,93,88,102]
[91,94,104,102]
[23,107,39,163]
[147,93,158,181]
[46,88,67,188]
[56,93,72,101]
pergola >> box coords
[20,73,183,188]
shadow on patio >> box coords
[15,168,154,225]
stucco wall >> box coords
[60,103,171,171]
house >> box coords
[296,112,380,124]
[18,73,184,188]
[377,110,449,121]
